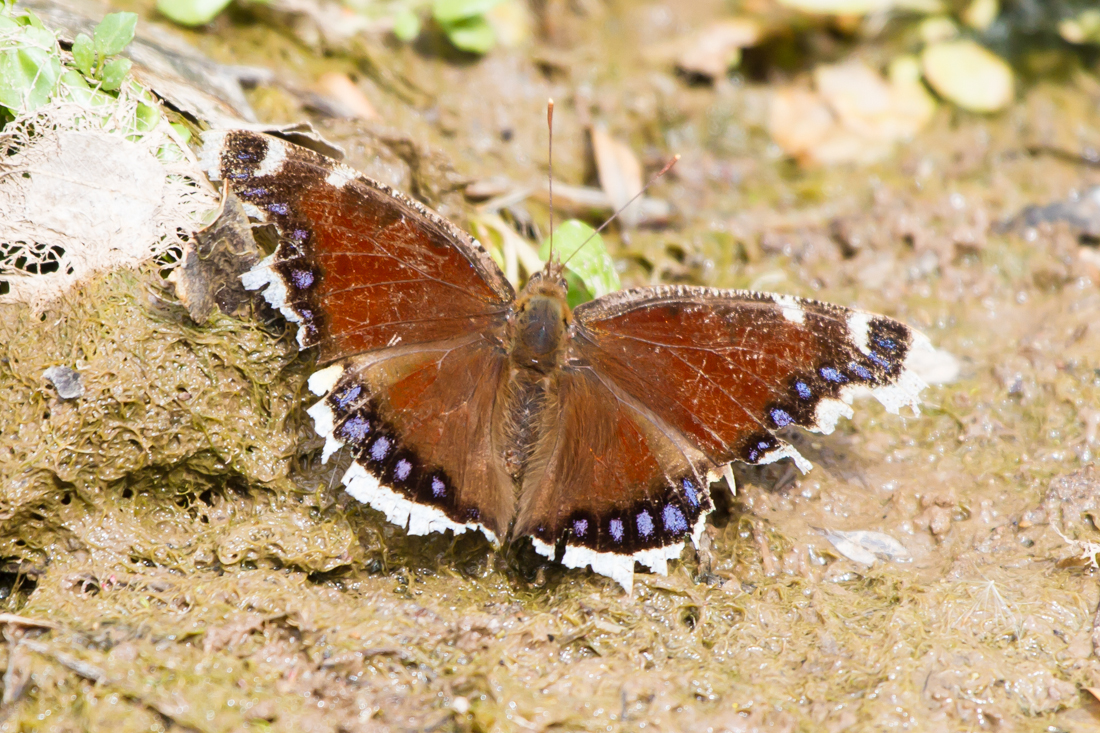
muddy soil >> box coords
[2,1,1100,731]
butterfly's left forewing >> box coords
[571,286,930,470]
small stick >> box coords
[0,613,59,629]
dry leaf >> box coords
[769,60,935,166]
[0,124,213,310]
[316,72,378,120]
[677,18,763,79]
[822,529,913,565]
[169,193,267,323]
[590,124,644,229]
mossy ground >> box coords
[3,1,1100,731]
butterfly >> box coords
[200,129,930,593]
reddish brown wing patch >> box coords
[309,334,513,542]
[512,367,714,592]
[572,286,927,470]
[201,130,514,361]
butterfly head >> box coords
[512,263,570,371]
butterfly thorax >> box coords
[494,268,572,485]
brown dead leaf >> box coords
[169,192,267,323]
[769,60,936,166]
[590,124,643,229]
[316,72,378,120]
[676,18,763,79]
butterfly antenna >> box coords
[560,153,680,269]
[546,98,555,271]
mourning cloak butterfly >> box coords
[200,130,931,593]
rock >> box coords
[921,39,1014,112]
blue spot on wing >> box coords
[370,436,391,461]
[609,518,624,543]
[333,384,362,409]
[771,408,794,428]
[339,415,369,441]
[663,505,688,534]
[681,477,699,507]
[431,476,446,498]
[849,362,873,381]
[875,336,898,352]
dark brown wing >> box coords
[201,130,515,541]
[511,366,718,593]
[200,130,515,360]
[512,286,929,591]
[307,334,512,542]
[571,286,930,471]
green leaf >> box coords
[0,27,62,112]
[135,101,161,131]
[392,7,421,41]
[538,220,620,308]
[57,68,106,107]
[432,0,503,23]
[440,14,495,54]
[71,32,94,75]
[169,121,192,143]
[17,10,45,29]
[156,0,233,27]
[99,56,131,91]
[93,12,137,57]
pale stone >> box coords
[921,39,1015,112]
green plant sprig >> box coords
[70,12,137,91]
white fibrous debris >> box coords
[0,99,218,311]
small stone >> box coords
[918,16,959,45]
[921,39,1014,113]
[777,0,893,14]
[963,0,999,32]
[42,366,83,400]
